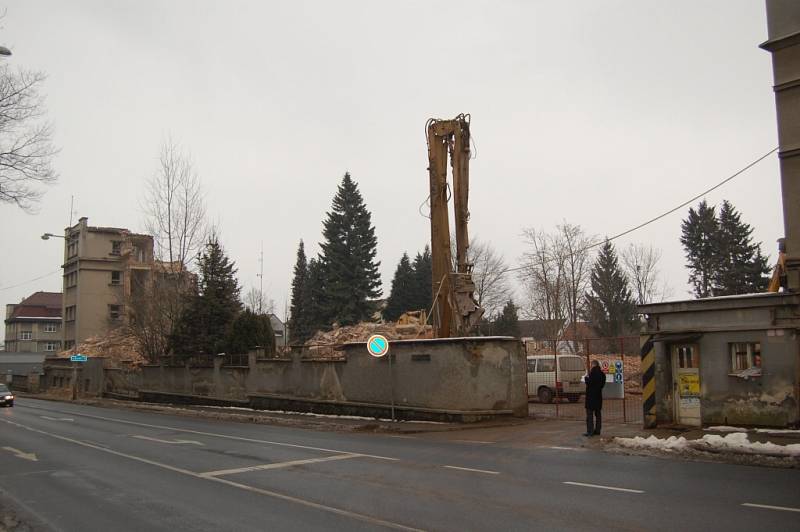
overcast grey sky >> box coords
[0,1,781,342]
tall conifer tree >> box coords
[171,237,241,354]
[680,200,720,298]
[319,173,382,326]
[383,253,416,321]
[288,240,311,343]
[584,240,637,338]
[411,245,433,313]
[714,200,771,295]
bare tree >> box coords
[466,238,512,317]
[558,222,594,353]
[519,228,568,349]
[621,243,671,305]
[142,138,207,272]
[0,66,58,212]
[243,286,275,315]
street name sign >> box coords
[70,354,88,362]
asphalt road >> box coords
[1,399,798,532]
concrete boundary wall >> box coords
[141,337,528,422]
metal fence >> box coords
[526,336,642,424]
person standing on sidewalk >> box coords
[584,360,606,437]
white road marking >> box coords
[442,465,499,475]
[0,418,422,532]
[132,435,204,446]
[1,446,38,462]
[18,405,397,461]
[386,435,416,439]
[547,446,584,452]
[201,453,361,477]
[41,416,74,422]
[742,503,800,513]
[563,481,644,494]
[452,440,495,444]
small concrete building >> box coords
[639,294,799,427]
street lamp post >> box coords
[41,233,65,240]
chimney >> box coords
[761,0,800,290]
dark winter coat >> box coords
[585,366,606,410]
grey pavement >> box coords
[0,398,798,531]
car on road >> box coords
[0,384,14,407]
[526,354,586,403]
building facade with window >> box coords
[4,291,63,354]
[639,293,800,428]
[61,217,155,349]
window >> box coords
[111,271,122,285]
[526,359,536,372]
[730,343,761,377]
[65,271,78,288]
[67,238,79,259]
[111,240,122,255]
[44,342,58,352]
[64,340,75,350]
[19,331,32,340]
[65,306,76,322]
[677,346,696,368]
[537,359,556,372]
[559,357,585,371]
[109,305,122,320]
[44,323,57,333]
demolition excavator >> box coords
[426,114,485,337]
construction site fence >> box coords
[526,336,642,424]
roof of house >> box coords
[6,292,62,321]
[518,319,564,339]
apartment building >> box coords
[4,291,63,354]
[62,217,155,349]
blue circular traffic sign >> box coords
[367,335,389,357]
[614,372,623,383]
[614,360,623,372]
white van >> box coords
[526,354,586,403]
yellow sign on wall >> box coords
[679,374,700,396]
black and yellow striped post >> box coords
[640,335,656,428]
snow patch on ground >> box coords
[754,428,800,434]
[615,433,800,457]
[706,425,749,432]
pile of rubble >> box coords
[304,312,432,358]
[59,328,147,367]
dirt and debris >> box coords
[304,313,432,358]
[58,327,146,367]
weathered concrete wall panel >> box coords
[141,337,527,420]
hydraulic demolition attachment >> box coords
[426,114,485,337]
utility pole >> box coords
[257,242,264,314]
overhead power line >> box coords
[505,146,779,275]
[0,269,61,292]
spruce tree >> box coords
[383,253,416,321]
[715,200,770,295]
[411,245,433,313]
[680,200,720,298]
[493,300,521,337]
[584,240,637,338]
[319,173,382,326]
[226,309,276,354]
[288,240,311,343]
[304,258,328,339]
[171,237,242,354]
